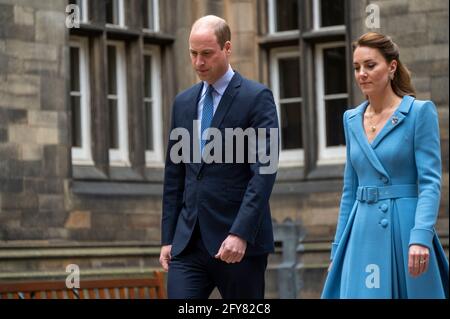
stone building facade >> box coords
[0,0,448,298]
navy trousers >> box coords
[167,224,268,299]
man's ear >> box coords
[224,41,232,54]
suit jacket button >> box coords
[379,204,388,212]
[197,174,202,180]
[380,219,389,228]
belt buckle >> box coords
[366,187,378,204]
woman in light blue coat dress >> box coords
[322,32,449,298]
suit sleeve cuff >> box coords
[229,229,254,245]
[409,228,435,250]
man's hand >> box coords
[215,234,247,263]
[159,245,172,272]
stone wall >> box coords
[0,0,70,243]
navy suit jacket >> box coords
[161,72,279,257]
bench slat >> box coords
[98,288,107,299]
[119,287,126,299]
[108,288,116,299]
[128,287,136,299]
[88,288,97,299]
[138,287,146,299]
[67,289,76,299]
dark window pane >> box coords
[279,57,301,99]
[144,55,152,98]
[276,0,298,32]
[143,0,154,29]
[325,98,347,147]
[70,47,80,92]
[280,102,302,150]
[145,101,153,150]
[109,99,119,149]
[321,0,344,27]
[324,47,347,94]
[105,0,118,24]
[107,45,117,95]
[71,95,82,147]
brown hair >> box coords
[213,19,231,49]
[353,32,416,97]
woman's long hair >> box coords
[353,32,416,98]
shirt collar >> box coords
[202,65,235,96]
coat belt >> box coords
[356,184,418,204]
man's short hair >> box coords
[214,20,231,49]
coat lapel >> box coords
[370,95,415,148]
[347,102,390,180]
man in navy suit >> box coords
[159,15,279,299]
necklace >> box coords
[365,102,398,134]
[365,107,378,133]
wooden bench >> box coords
[0,271,166,299]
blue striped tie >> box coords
[200,84,215,156]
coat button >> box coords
[380,219,389,228]
[379,204,388,212]
[197,174,202,180]
[381,177,388,184]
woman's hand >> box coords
[408,244,430,277]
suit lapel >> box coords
[370,95,415,148]
[347,102,390,180]
[182,83,202,169]
[184,83,202,134]
[198,72,242,172]
[209,72,242,129]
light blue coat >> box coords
[322,95,449,299]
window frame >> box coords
[107,40,130,167]
[270,47,304,166]
[315,41,348,165]
[70,36,93,166]
[143,45,163,166]
[105,0,126,28]
[143,0,160,32]
[267,0,300,36]
[68,0,175,184]
[312,0,346,32]
[80,0,88,23]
